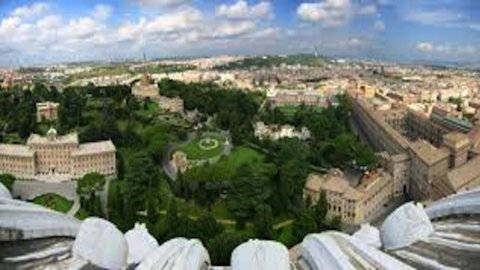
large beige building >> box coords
[0,128,116,181]
[304,169,394,225]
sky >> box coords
[0,0,479,67]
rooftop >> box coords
[305,171,364,201]
[447,155,480,190]
[357,170,391,193]
[409,140,450,165]
[27,133,79,145]
[36,101,59,109]
[71,141,116,156]
[0,144,34,157]
[443,132,471,150]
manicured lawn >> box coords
[278,105,324,119]
[215,146,265,176]
[32,193,73,213]
[278,105,298,117]
[178,134,226,160]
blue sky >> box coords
[0,0,479,67]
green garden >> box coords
[177,133,227,160]
[0,78,376,265]
[32,193,73,213]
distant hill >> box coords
[213,54,329,70]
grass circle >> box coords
[198,137,219,150]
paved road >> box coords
[273,219,294,230]
[67,198,80,216]
[13,180,77,201]
[98,178,111,215]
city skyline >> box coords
[0,0,479,67]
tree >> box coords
[99,101,121,143]
[274,139,309,210]
[227,163,273,224]
[121,124,143,147]
[79,122,101,143]
[207,232,246,265]
[272,107,286,124]
[195,213,224,244]
[59,88,85,131]
[329,215,342,231]
[0,173,15,192]
[254,204,274,239]
[166,199,178,226]
[107,181,128,231]
[293,209,317,243]
[81,193,104,218]
[116,152,125,180]
[194,181,217,210]
[76,173,105,196]
[124,152,160,227]
[313,191,328,230]
[147,196,159,225]
[16,91,35,139]
[93,194,104,217]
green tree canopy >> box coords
[254,204,274,239]
[125,151,161,227]
[227,163,274,223]
[76,172,105,196]
[293,209,317,243]
[207,232,246,266]
[0,173,15,192]
[195,213,224,244]
[313,191,328,230]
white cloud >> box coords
[0,1,271,66]
[374,20,385,32]
[415,42,479,56]
[134,0,191,8]
[468,23,480,31]
[210,20,256,38]
[0,16,21,36]
[297,0,376,27]
[36,15,62,29]
[144,6,202,34]
[216,1,272,20]
[405,9,463,26]
[92,4,113,21]
[358,4,376,15]
[297,0,352,27]
[246,27,280,39]
[61,17,100,40]
[11,2,49,19]
[347,38,362,47]
[416,42,434,53]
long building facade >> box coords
[348,87,480,201]
[0,128,116,181]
